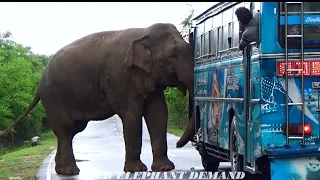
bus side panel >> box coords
[196,60,247,155]
[194,71,211,145]
[270,156,320,180]
[221,65,245,154]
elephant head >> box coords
[124,23,194,97]
[124,23,196,148]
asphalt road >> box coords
[36,115,232,180]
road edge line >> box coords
[46,151,56,180]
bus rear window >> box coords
[278,2,320,49]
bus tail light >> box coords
[282,123,312,136]
[295,61,310,75]
[276,60,319,76]
[311,61,320,75]
[277,62,293,76]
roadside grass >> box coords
[0,131,57,180]
[167,121,185,137]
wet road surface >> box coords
[36,115,232,180]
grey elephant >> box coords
[0,23,194,175]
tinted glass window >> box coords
[233,20,240,47]
[205,18,213,32]
[279,2,320,49]
[201,34,205,56]
[213,13,222,29]
[210,30,218,56]
[196,36,201,58]
[204,32,210,55]
[218,27,223,51]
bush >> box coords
[164,87,189,130]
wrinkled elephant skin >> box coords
[0,23,195,175]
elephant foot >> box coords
[124,160,148,172]
[151,157,175,172]
[60,164,80,175]
[55,164,62,174]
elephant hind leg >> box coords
[49,113,87,175]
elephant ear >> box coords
[124,35,153,73]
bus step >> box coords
[287,69,303,72]
[288,136,304,140]
[287,35,302,38]
[288,102,303,106]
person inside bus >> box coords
[235,7,260,51]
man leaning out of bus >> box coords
[235,7,260,51]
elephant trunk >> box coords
[175,42,198,148]
[176,81,199,148]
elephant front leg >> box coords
[144,94,175,171]
[122,111,147,172]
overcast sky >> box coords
[0,2,217,55]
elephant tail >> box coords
[0,88,41,137]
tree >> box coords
[0,31,52,151]
[180,8,195,29]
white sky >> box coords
[0,2,217,55]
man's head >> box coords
[235,7,253,26]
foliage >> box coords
[165,88,189,130]
[0,31,52,151]
[180,9,195,29]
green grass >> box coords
[0,131,57,180]
[167,121,184,137]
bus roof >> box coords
[192,2,241,25]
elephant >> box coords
[0,23,195,175]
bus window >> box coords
[209,30,218,57]
[201,34,205,57]
[196,36,201,58]
[189,32,194,57]
[222,25,229,50]
[197,22,205,35]
[222,8,233,26]
[218,27,223,52]
[252,2,261,13]
[280,2,320,13]
[233,20,240,47]
[304,3,320,12]
[205,17,213,32]
[228,22,233,48]
[213,13,222,29]
[204,32,210,56]
[279,2,320,49]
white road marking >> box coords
[113,123,116,126]
[116,132,119,134]
[46,153,55,180]
[114,128,117,131]
[168,153,177,157]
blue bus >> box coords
[189,2,320,180]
